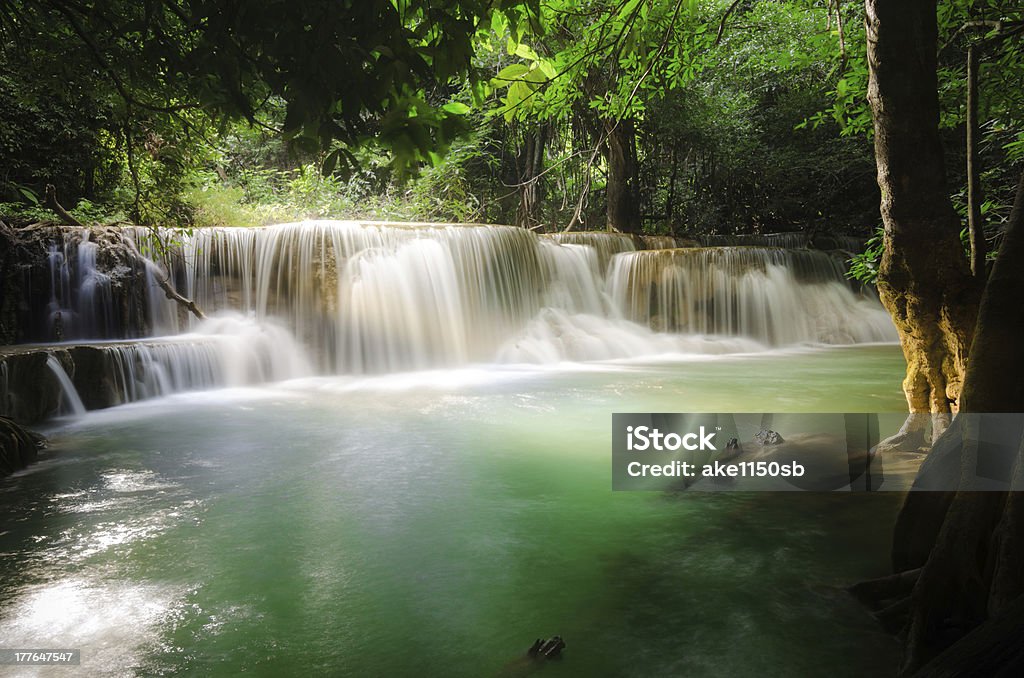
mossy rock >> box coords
[0,416,46,476]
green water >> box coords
[0,345,907,677]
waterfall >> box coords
[606,247,897,345]
[97,314,314,402]
[45,355,86,417]
[18,221,897,393]
[1,315,314,421]
[543,232,679,273]
[44,230,118,340]
[138,222,551,372]
[546,232,637,272]
[123,222,898,370]
[0,221,902,420]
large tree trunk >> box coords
[604,118,641,233]
[865,5,1024,672]
[866,0,980,435]
[894,171,1024,676]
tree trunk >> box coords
[604,119,641,233]
[892,171,1024,675]
[864,7,1024,670]
[966,44,986,278]
[516,124,547,229]
[866,0,980,432]
[666,146,680,225]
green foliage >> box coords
[69,199,126,224]
[184,183,258,227]
[847,214,1002,288]
[1,0,1021,241]
[0,198,125,225]
[0,0,549,222]
[0,42,118,204]
[179,129,497,226]
[847,226,884,285]
[484,0,715,125]
[0,203,55,224]
[2,1,543,173]
[573,0,873,233]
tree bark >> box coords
[666,146,680,224]
[604,118,641,233]
[866,0,980,430]
[893,171,1024,674]
[865,6,1024,670]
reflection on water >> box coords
[0,346,907,677]
[0,577,183,676]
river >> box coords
[1,345,906,677]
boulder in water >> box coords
[754,429,785,446]
[0,416,46,476]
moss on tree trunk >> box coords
[865,2,1024,673]
[866,0,979,430]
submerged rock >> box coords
[527,636,565,660]
[754,429,785,446]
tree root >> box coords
[849,568,921,635]
[874,414,941,456]
[907,595,1024,677]
[849,567,922,607]
[874,596,912,635]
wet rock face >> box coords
[68,345,130,410]
[0,350,65,423]
[0,346,127,424]
[0,223,55,344]
[0,415,45,476]
[0,224,151,344]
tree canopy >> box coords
[0,0,1021,238]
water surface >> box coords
[0,345,907,677]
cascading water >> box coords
[135,221,895,368]
[13,221,898,416]
[144,222,551,372]
[606,247,897,345]
[44,355,86,416]
[95,314,314,402]
[498,239,765,362]
[0,315,313,421]
[546,232,638,272]
[45,230,118,340]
